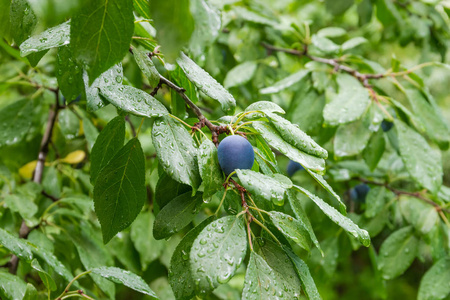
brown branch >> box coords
[9,89,61,274]
[358,178,450,214]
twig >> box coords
[358,178,450,214]
[9,88,61,274]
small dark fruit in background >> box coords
[350,184,370,203]
[217,135,254,176]
[381,120,394,132]
[287,160,304,177]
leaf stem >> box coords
[56,270,92,300]
[215,187,228,215]
[252,217,282,246]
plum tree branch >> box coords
[358,178,450,214]
[8,88,61,275]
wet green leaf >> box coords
[224,61,258,88]
[198,139,223,199]
[91,267,157,297]
[132,47,160,87]
[269,211,311,251]
[284,246,322,300]
[90,116,125,185]
[253,121,326,174]
[323,74,370,126]
[0,99,33,147]
[418,256,450,300]
[395,120,443,194]
[189,0,221,58]
[30,259,57,291]
[177,52,236,114]
[93,138,146,244]
[100,85,169,118]
[155,171,192,209]
[0,271,29,300]
[20,21,70,56]
[294,185,370,246]
[365,186,386,218]
[236,169,292,206]
[169,216,215,300]
[57,45,84,102]
[4,194,38,227]
[363,129,385,171]
[153,191,204,240]
[0,228,33,262]
[190,216,247,294]
[378,226,418,280]
[266,112,328,158]
[152,116,201,189]
[71,0,134,82]
[260,70,309,94]
[334,114,372,157]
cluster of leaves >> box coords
[0,0,449,299]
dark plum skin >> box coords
[381,120,394,132]
[350,184,370,203]
[217,135,254,175]
[287,160,304,177]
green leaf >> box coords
[0,228,33,262]
[177,52,236,114]
[82,116,99,151]
[269,211,311,251]
[71,0,134,82]
[305,169,346,214]
[10,0,48,66]
[0,0,11,40]
[84,63,123,112]
[26,0,86,27]
[224,61,258,89]
[0,99,33,147]
[189,0,221,58]
[260,70,310,95]
[395,120,443,194]
[155,171,192,209]
[27,241,74,283]
[30,259,57,291]
[363,129,385,171]
[334,114,372,157]
[150,0,194,62]
[236,169,292,206]
[57,45,84,102]
[289,89,325,133]
[242,251,285,300]
[283,246,322,300]
[266,112,328,158]
[22,284,38,300]
[317,27,346,38]
[233,6,277,26]
[93,138,146,244]
[90,116,125,185]
[132,47,160,87]
[399,196,438,235]
[169,216,215,300]
[152,116,201,189]
[286,190,322,254]
[153,191,204,240]
[4,194,38,227]
[325,0,354,15]
[378,226,418,280]
[311,35,340,54]
[100,85,169,118]
[19,21,70,56]
[257,239,301,298]
[341,37,367,52]
[252,121,326,174]
[198,139,223,199]
[133,0,150,18]
[190,216,247,293]
[365,186,386,218]
[91,266,157,297]
[418,256,450,300]
[244,101,285,119]
[294,185,370,246]
[0,271,28,300]
[406,89,450,145]
[70,224,116,299]
[323,74,370,126]
[131,211,165,270]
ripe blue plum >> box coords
[350,184,370,203]
[287,160,304,177]
[381,120,394,132]
[217,135,254,175]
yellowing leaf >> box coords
[19,161,37,179]
[60,150,86,164]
